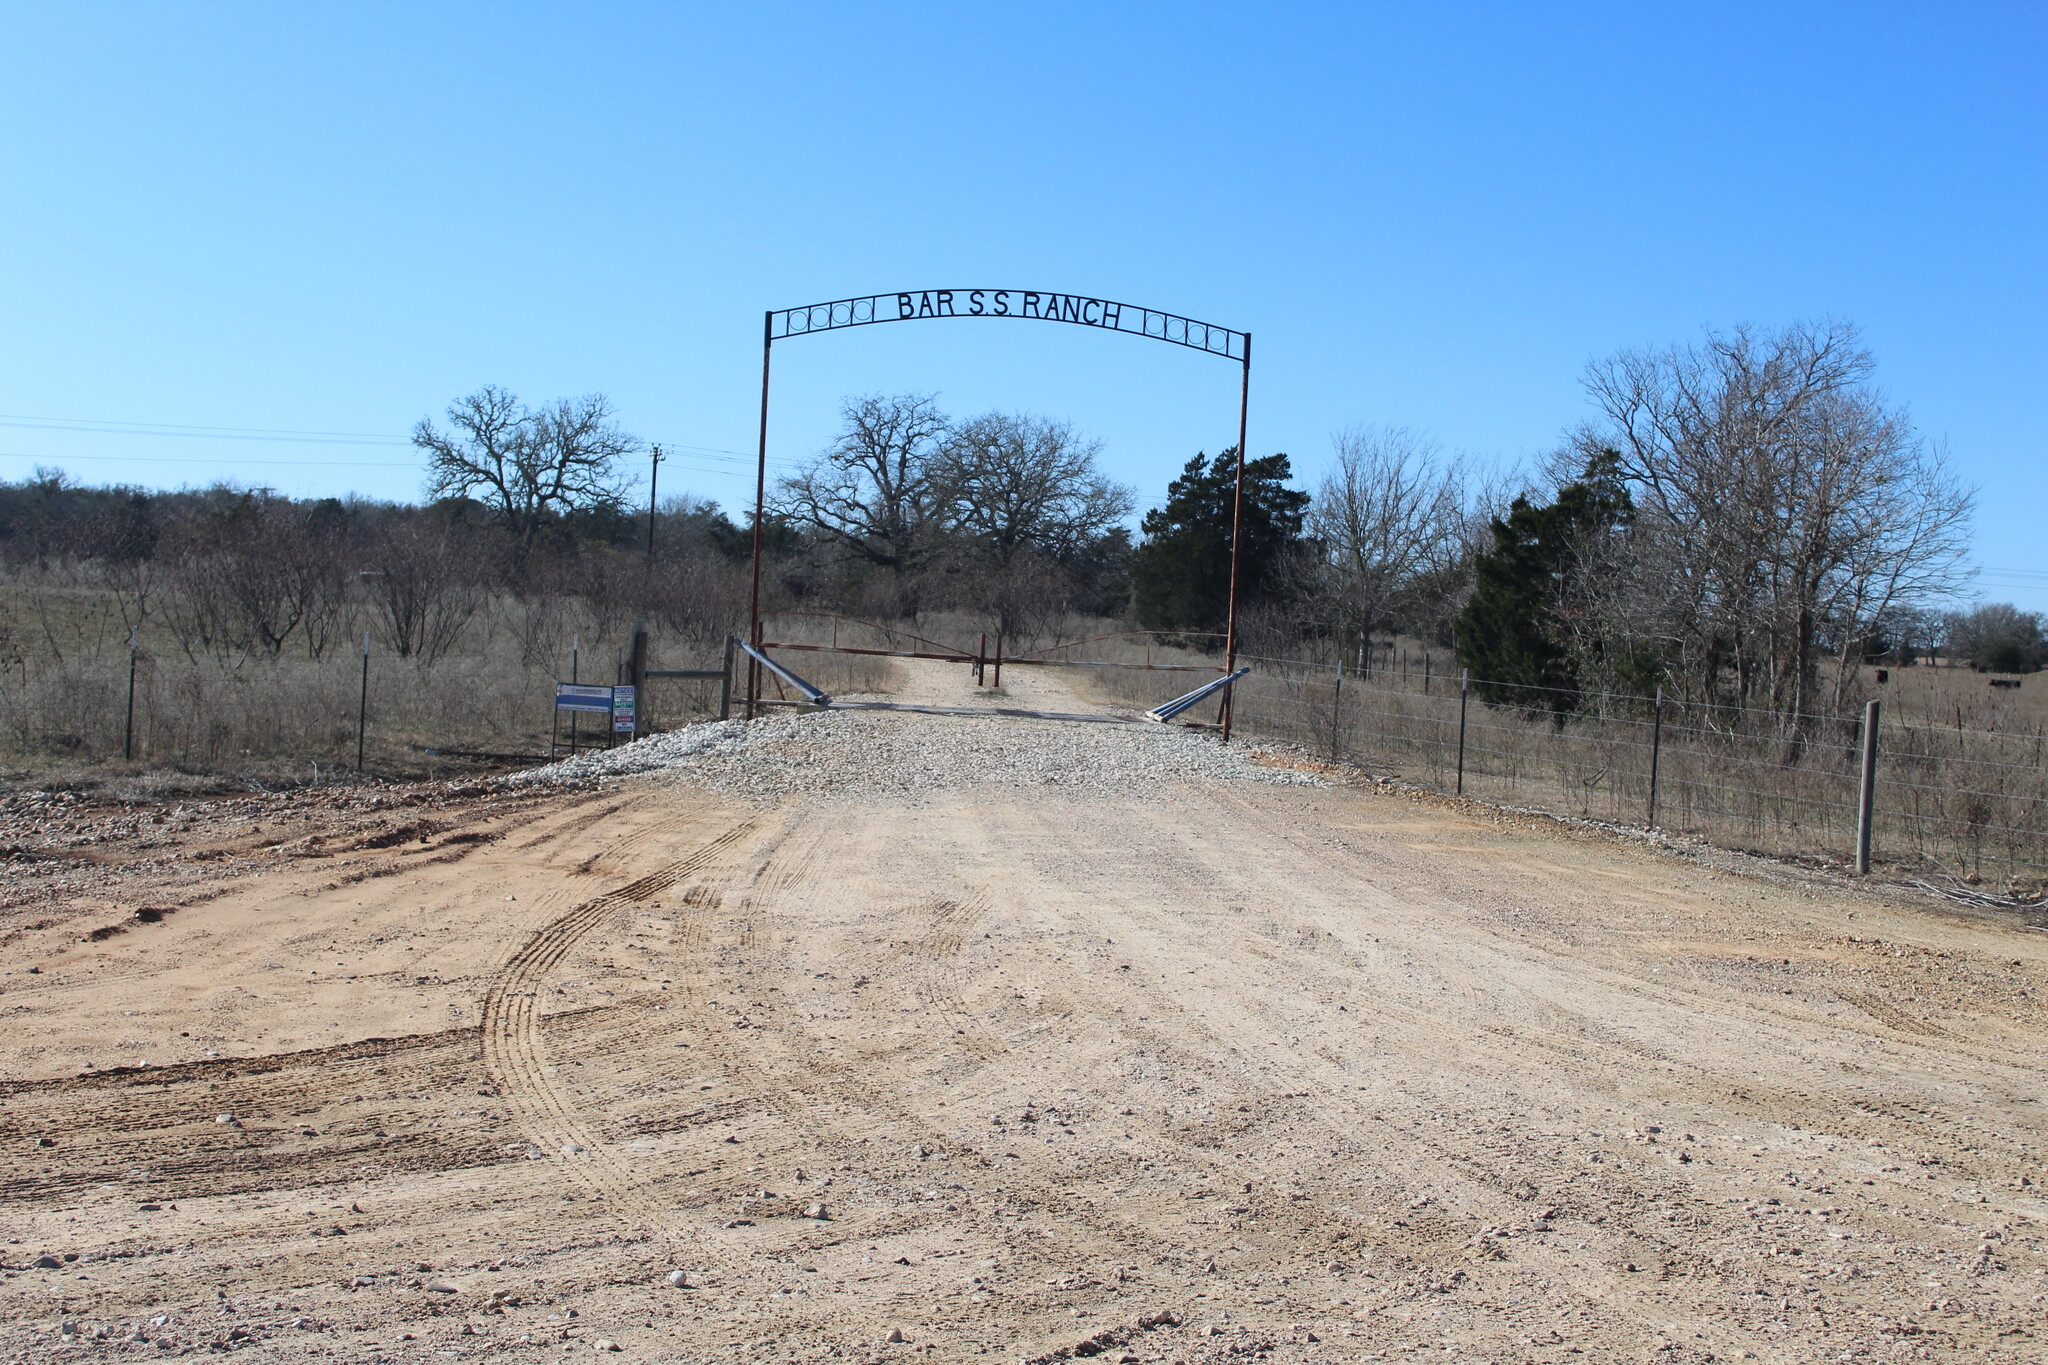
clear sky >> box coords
[3,3,2043,606]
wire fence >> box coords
[1215,658,2048,886]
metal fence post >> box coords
[1329,658,1344,762]
[1646,686,1664,828]
[719,635,736,721]
[356,631,370,773]
[977,633,987,687]
[123,625,138,762]
[1856,698,1881,875]
[993,634,1003,689]
[1455,668,1469,794]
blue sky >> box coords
[3,3,2043,606]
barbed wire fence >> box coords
[1225,655,2048,887]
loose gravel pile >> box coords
[506,707,1325,798]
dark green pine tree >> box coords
[1129,448,1309,634]
[1457,453,1631,715]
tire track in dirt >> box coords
[643,813,1245,1296]
[479,816,758,1257]
[1105,787,2046,1340]
[0,1026,515,1203]
[991,794,1710,1335]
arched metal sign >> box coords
[769,289,1248,361]
[747,288,1253,736]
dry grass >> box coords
[0,582,894,781]
[1066,633,2048,888]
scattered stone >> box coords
[561,1142,586,1156]
[593,1339,621,1352]
[667,1269,691,1289]
[349,1276,376,1288]
[214,1114,237,1126]
[803,1201,829,1220]
[508,709,1328,796]
[60,1320,81,1336]
[886,1326,908,1343]
[425,1279,460,1294]
[138,1202,161,1212]
[32,1254,62,1269]
[34,1136,54,1148]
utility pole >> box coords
[646,445,663,564]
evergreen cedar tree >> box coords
[1128,449,1309,634]
[1456,452,1632,716]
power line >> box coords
[0,411,796,469]
[0,415,411,446]
[0,449,786,484]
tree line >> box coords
[2,319,2024,731]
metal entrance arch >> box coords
[745,288,1254,737]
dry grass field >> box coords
[2,660,2045,1363]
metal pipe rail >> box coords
[736,639,831,706]
[759,640,1222,671]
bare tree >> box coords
[363,519,482,664]
[156,493,354,660]
[772,394,951,571]
[934,412,1134,562]
[1306,425,1473,652]
[1578,321,1974,737]
[415,386,637,555]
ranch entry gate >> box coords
[743,289,1255,736]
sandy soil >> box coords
[2,661,2045,1364]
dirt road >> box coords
[3,662,2044,1363]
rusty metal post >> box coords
[1455,668,1469,794]
[1220,337,1252,741]
[977,633,987,687]
[123,625,138,762]
[993,634,1004,689]
[356,630,369,773]
[1646,686,1664,828]
[1856,699,1881,874]
[569,633,581,753]
[719,635,735,721]
[1329,658,1344,762]
[746,311,772,719]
